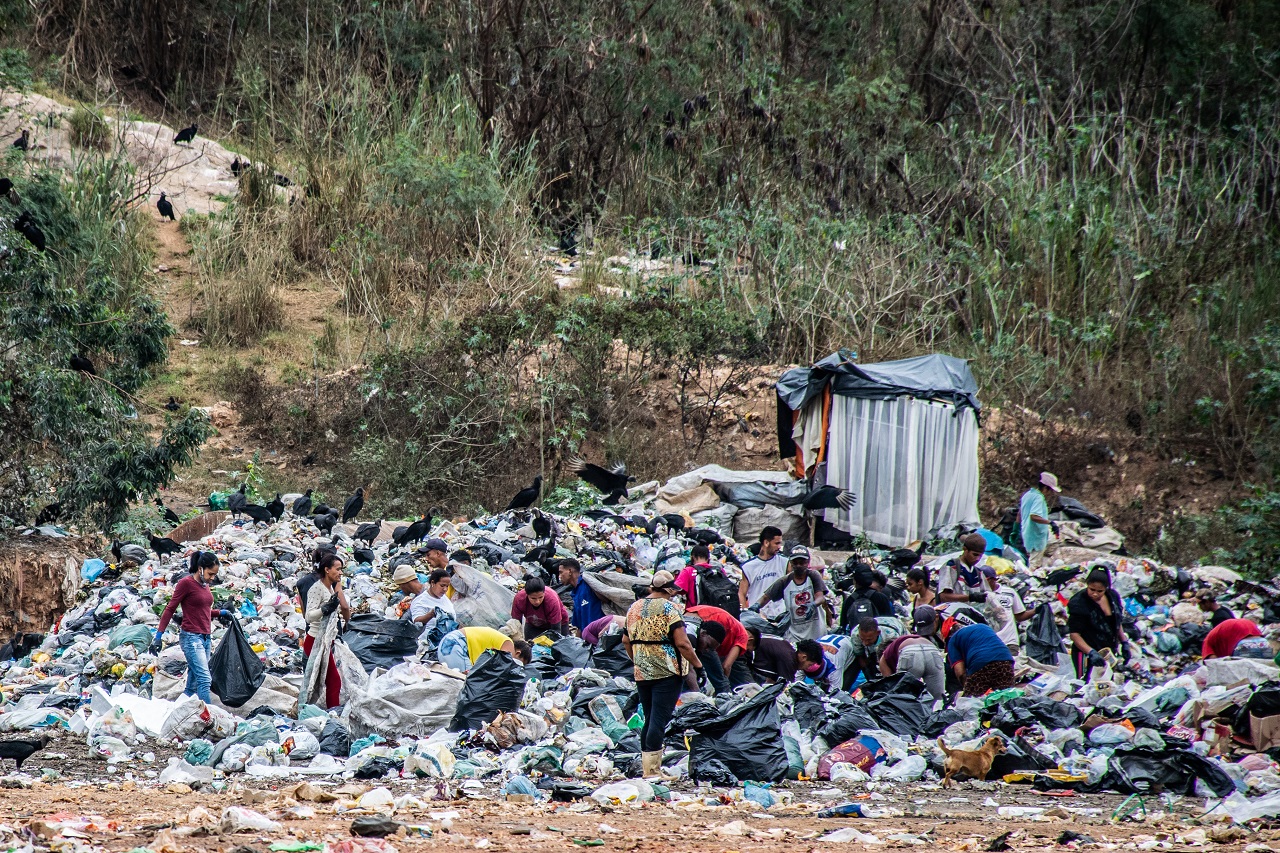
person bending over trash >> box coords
[942,617,1016,697]
[744,627,798,685]
[795,635,857,693]
[878,605,947,703]
[847,616,904,684]
[686,603,753,692]
[438,625,532,673]
[511,576,571,639]
[1202,617,1271,660]
[560,558,606,635]
[1067,567,1126,681]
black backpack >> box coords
[845,595,876,625]
[697,565,740,618]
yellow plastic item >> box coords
[31,652,51,663]
[110,663,126,677]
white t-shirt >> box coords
[742,553,788,619]
[988,586,1027,646]
[410,590,455,632]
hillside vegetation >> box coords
[1,0,1278,567]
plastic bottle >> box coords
[818,802,865,818]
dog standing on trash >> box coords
[938,736,1007,786]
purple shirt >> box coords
[582,614,619,646]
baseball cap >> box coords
[1039,471,1061,492]
[423,537,448,553]
[392,565,419,585]
[912,605,938,636]
[789,546,811,563]
[650,570,677,591]
[1195,588,1216,601]
[979,565,998,579]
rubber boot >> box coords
[641,751,661,779]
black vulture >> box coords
[241,504,273,523]
[531,508,552,541]
[292,489,313,516]
[265,493,285,520]
[11,130,29,151]
[164,396,181,411]
[341,488,364,523]
[885,542,926,569]
[506,475,542,510]
[231,157,246,177]
[603,488,627,506]
[148,531,182,557]
[353,547,375,565]
[312,511,338,535]
[571,458,633,494]
[15,212,46,251]
[226,484,248,516]
[156,192,176,221]
[174,124,198,145]
[155,498,181,525]
[0,734,48,771]
[34,503,63,526]
[353,520,382,545]
[397,511,434,545]
[69,353,96,375]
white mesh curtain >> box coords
[817,395,980,545]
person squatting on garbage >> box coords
[937,533,993,604]
[152,551,231,704]
[1202,617,1270,660]
[745,627,798,684]
[622,570,704,778]
[559,558,605,635]
[739,525,787,618]
[878,605,947,702]
[1020,471,1060,567]
[303,552,352,709]
[750,546,835,642]
[794,635,856,693]
[848,616,903,684]
[511,576,571,639]
[1067,567,1126,681]
[943,617,1016,697]
[438,625,533,672]
[1196,589,1236,628]
[686,603,753,691]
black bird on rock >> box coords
[69,353,96,375]
[341,488,364,523]
[14,212,46,251]
[353,520,382,546]
[312,511,338,535]
[34,502,63,526]
[155,498,181,525]
[265,493,285,520]
[231,157,247,177]
[506,476,542,511]
[157,192,176,221]
[292,489,313,517]
[0,733,49,771]
[570,458,634,498]
[147,530,182,557]
[174,124,198,145]
[11,130,30,152]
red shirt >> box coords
[157,574,218,635]
[511,589,570,631]
[1202,618,1262,659]
[685,604,749,658]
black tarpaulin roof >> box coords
[776,351,981,412]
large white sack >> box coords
[343,662,466,739]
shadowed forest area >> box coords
[1,0,1278,568]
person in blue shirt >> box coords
[1019,471,1060,567]
[943,619,1016,697]
[560,558,605,634]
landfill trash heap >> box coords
[2,464,1280,826]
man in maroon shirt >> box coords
[511,577,571,639]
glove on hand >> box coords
[321,595,340,616]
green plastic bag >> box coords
[108,623,156,651]
[184,738,214,766]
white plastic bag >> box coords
[219,807,282,833]
[829,762,871,783]
[871,754,927,782]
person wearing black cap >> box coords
[423,538,450,572]
[750,546,834,642]
[878,605,946,702]
[1196,589,1235,627]
[839,561,895,634]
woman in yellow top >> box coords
[623,570,704,779]
[438,625,532,672]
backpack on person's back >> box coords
[697,565,740,618]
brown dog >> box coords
[937,736,1007,787]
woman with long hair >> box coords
[152,551,230,703]
[1067,567,1126,681]
[302,553,351,708]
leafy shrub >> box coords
[67,105,109,150]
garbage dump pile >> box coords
[3,464,1280,833]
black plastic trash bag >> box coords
[1097,748,1235,797]
[449,650,527,731]
[1233,682,1280,737]
[351,816,405,837]
[787,681,830,733]
[986,696,1082,733]
[816,702,879,745]
[588,634,633,677]
[342,614,421,672]
[550,637,592,673]
[919,709,967,738]
[209,618,266,707]
[1024,603,1062,665]
[690,756,739,786]
[676,683,790,782]
[319,719,351,757]
[988,735,1056,777]
[354,755,403,779]
[861,673,929,737]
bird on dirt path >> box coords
[0,733,49,771]
[292,489,313,517]
[173,123,198,145]
[69,353,96,375]
[265,493,284,520]
[353,519,382,546]
[155,497,180,525]
[11,130,29,152]
[157,192,176,221]
[14,212,46,251]
[506,476,542,511]
[570,458,634,498]
[341,488,364,523]
[226,484,248,517]
[147,530,182,557]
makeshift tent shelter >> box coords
[775,351,981,546]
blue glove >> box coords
[219,609,230,616]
